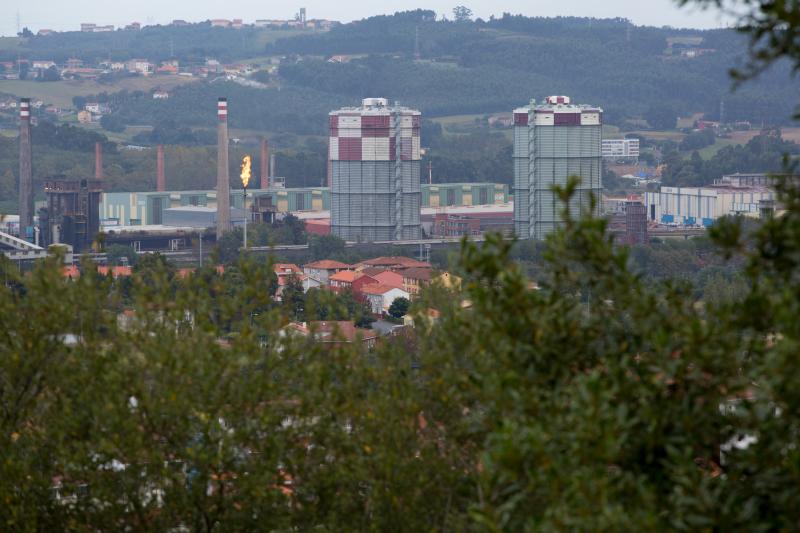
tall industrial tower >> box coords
[513,96,603,239]
[329,98,421,242]
[18,98,33,239]
[216,97,231,238]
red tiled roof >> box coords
[274,263,301,274]
[98,265,132,277]
[329,270,362,283]
[361,283,403,296]
[357,256,431,269]
[303,260,351,270]
[373,270,403,288]
[63,265,80,279]
[400,267,434,281]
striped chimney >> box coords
[260,137,269,189]
[95,142,103,180]
[156,144,165,191]
[18,98,33,236]
[216,97,231,237]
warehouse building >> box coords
[329,98,422,242]
[513,96,603,239]
[644,180,775,226]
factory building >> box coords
[422,183,509,207]
[41,178,102,252]
[100,187,330,227]
[644,174,776,226]
[329,98,422,242]
[513,95,603,239]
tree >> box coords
[105,244,138,266]
[388,296,410,318]
[100,114,127,133]
[308,234,346,261]
[645,103,678,130]
[38,65,60,82]
[452,5,473,22]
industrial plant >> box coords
[513,96,603,239]
[329,98,422,242]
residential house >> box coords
[361,284,410,315]
[66,58,84,69]
[156,65,178,75]
[126,22,142,30]
[273,263,314,300]
[37,29,54,36]
[32,60,56,69]
[302,260,351,285]
[210,19,232,27]
[355,256,431,271]
[97,266,132,278]
[77,110,94,124]
[328,269,361,293]
[372,270,404,289]
[126,59,152,75]
[63,265,81,279]
[399,267,433,298]
[84,102,109,114]
[282,321,379,349]
[153,90,170,99]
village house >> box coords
[302,260,351,285]
[361,284,411,316]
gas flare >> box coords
[240,155,252,188]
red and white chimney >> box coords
[18,98,33,235]
[216,97,231,237]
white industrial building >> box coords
[602,138,640,159]
[644,174,775,226]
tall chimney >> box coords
[270,153,276,181]
[156,144,165,192]
[18,98,33,238]
[216,97,231,237]
[260,137,269,189]
[95,142,103,180]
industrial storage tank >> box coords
[513,96,603,239]
[329,98,422,242]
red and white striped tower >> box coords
[260,137,269,189]
[95,142,103,180]
[216,97,231,237]
[156,144,166,192]
[18,98,33,237]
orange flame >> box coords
[240,155,252,188]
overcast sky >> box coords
[2,1,733,37]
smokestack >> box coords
[156,144,165,192]
[216,97,231,237]
[18,98,33,238]
[260,137,269,189]
[270,153,276,181]
[95,142,103,180]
